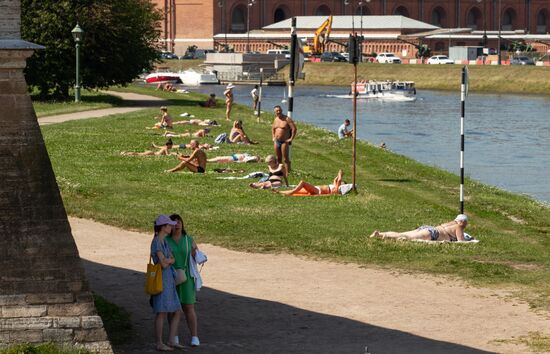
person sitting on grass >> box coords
[249,155,288,189]
[338,119,353,139]
[277,170,352,196]
[207,153,261,164]
[147,106,173,129]
[121,139,175,156]
[164,140,207,174]
[230,120,258,144]
[369,214,471,242]
[162,128,211,138]
[173,119,219,127]
[198,93,217,108]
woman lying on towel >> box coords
[163,128,210,138]
[369,214,473,242]
[207,153,261,163]
[173,119,219,127]
[249,155,288,189]
[121,139,174,156]
[278,170,352,196]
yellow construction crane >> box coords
[304,16,333,55]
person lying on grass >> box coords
[249,155,288,189]
[164,140,207,174]
[147,106,173,129]
[152,141,217,151]
[121,139,175,156]
[277,169,352,196]
[230,120,258,144]
[207,153,261,164]
[163,128,210,138]
[173,119,219,127]
[369,214,472,242]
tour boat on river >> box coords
[328,80,417,102]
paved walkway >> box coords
[38,91,167,125]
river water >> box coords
[190,84,550,204]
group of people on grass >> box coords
[150,214,202,351]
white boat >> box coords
[328,80,417,102]
[178,69,218,85]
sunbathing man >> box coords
[163,128,210,138]
[272,105,297,172]
[198,93,217,108]
[164,140,207,173]
[249,155,288,189]
[230,120,257,144]
[369,214,470,242]
[207,153,260,164]
[147,106,173,129]
[121,139,175,156]
[172,119,218,127]
[278,169,344,196]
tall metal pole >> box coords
[352,52,358,192]
[75,41,81,103]
[247,1,250,53]
[459,66,468,214]
[497,0,502,65]
[257,68,263,122]
[287,17,297,119]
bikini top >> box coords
[268,165,284,177]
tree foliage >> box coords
[22,0,163,99]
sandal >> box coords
[168,343,186,349]
[156,343,174,352]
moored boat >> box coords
[328,80,416,101]
[178,69,219,86]
[144,70,180,84]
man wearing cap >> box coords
[370,214,471,242]
[164,140,207,174]
[272,105,297,172]
[224,83,235,121]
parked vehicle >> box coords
[320,52,347,62]
[510,56,535,65]
[160,51,178,60]
[267,49,291,59]
[427,55,454,64]
[375,53,402,64]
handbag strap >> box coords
[183,235,189,270]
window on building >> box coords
[536,9,548,34]
[315,5,331,16]
[354,5,371,15]
[274,7,288,23]
[393,6,409,17]
[502,9,516,31]
[231,6,246,33]
[466,7,482,30]
[431,7,446,27]
[435,42,445,52]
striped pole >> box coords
[257,68,263,122]
[460,66,468,214]
[287,17,297,118]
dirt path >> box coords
[71,217,549,354]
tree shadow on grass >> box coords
[81,259,495,354]
[378,178,414,183]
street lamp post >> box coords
[476,0,487,47]
[246,0,256,53]
[71,24,84,103]
[358,0,371,62]
[217,1,228,52]
[497,0,502,65]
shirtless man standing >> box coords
[164,140,207,173]
[224,83,235,121]
[271,105,297,172]
[369,214,471,242]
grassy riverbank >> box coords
[291,62,550,94]
[40,86,550,314]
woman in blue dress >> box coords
[150,215,184,351]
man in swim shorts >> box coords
[369,214,470,241]
[164,140,207,173]
[271,105,297,172]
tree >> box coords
[21,0,163,99]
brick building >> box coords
[154,0,550,54]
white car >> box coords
[375,53,402,64]
[427,55,454,64]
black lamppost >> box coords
[497,0,502,65]
[71,24,84,103]
[246,0,256,53]
[217,1,228,51]
[358,0,371,62]
[476,0,488,47]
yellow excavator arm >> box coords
[312,16,333,54]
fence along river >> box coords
[192,84,550,205]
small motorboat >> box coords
[144,70,180,84]
[178,69,219,86]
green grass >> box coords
[93,294,132,346]
[291,62,550,94]
[154,59,204,72]
[0,343,92,354]
[32,90,126,118]
[40,85,550,316]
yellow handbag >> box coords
[145,256,163,295]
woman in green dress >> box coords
[167,214,200,347]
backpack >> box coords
[214,132,228,144]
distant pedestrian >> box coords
[338,119,353,139]
[251,85,259,111]
[224,83,235,121]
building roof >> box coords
[263,16,439,31]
